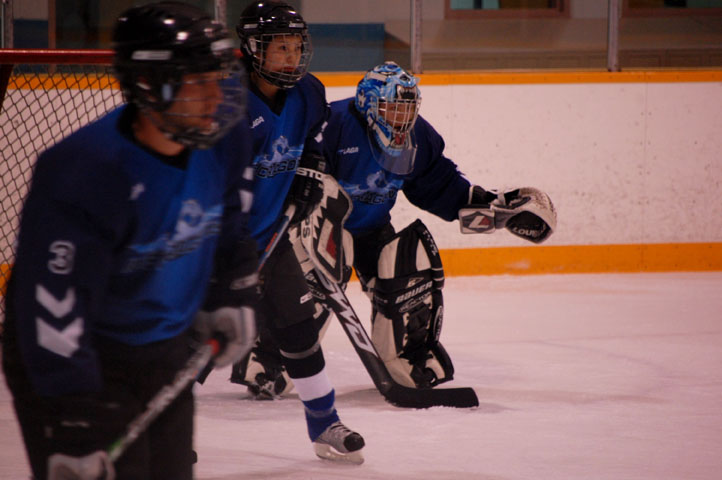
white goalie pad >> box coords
[370,220,454,389]
[299,174,354,283]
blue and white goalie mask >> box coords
[355,61,421,175]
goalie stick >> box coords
[259,204,296,272]
[292,182,477,408]
[313,270,479,408]
[298,220,478,409]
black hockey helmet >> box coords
[236,1,312,89]
[113,1,245,148]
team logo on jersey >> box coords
[121,200,222,273]
[251,115,265,129]
[340,170,402,205]
[129,183,145,201]
[339,146,359,155]
[253,136,304,178]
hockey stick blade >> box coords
[314,270,479,409]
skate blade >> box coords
[313,443,364,465]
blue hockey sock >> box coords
[303,389,340,442]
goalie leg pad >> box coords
[370,220,454,389]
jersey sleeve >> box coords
[9,143,131,397]
[211,119,259,281]
[214,120,256,251]
[323,99,352,176]
[402,116,471,222]
[300,74,331,162]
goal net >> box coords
[0,49,123,326]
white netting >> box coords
[0,57,123,324]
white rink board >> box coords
[327,81,722,249]
[3,80,721,255]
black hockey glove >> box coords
[458,185,557,243]
[194,238,260,367]
[287,152,326,225]
[43,394,131,480]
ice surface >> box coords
[2,272,722,479]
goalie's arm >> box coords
[402,117,471,222]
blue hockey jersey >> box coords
[6,105,255,396]
[323,99,471,235]
[244,74,329,248]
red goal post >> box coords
[0,49,121,326]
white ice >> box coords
[2,272,722,479]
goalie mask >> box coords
[236,1,312,89]
[355,61,421,175]
[113,1,245,149]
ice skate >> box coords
[313,421,365,465]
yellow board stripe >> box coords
[0,263,10,296]
[318,70,722,87]
[8,70,722,91]
[440,242,722,276]
[1,242,721,296]
[9,74,119,90]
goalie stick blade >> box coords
[384,384,479,409]
[313,268,479,409]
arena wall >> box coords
[2,70,721,285]
[322,71,722,274]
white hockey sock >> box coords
[292,368,333,402]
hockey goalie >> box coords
[231,61,557,398]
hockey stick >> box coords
[49,338,222,476]
[195,205,297,385]
[259,204,296,272]
[313,261,479,409]
[108,338,220,463]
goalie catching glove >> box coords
[458,185,557,243]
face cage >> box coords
[152,66,246,149]
[373,97,421,150]
[249,33,312,89]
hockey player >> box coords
[227,1,365,464]
[1,3,258,479]
[244,61,557,395]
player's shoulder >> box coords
[298,73,325,93]
[295,73,327,103]
[413,113,443,144]
[35,106,132,197]
[213,117,254,168]
[413,113,435,134]
[46,106,128,166]
[330,97,355,115]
